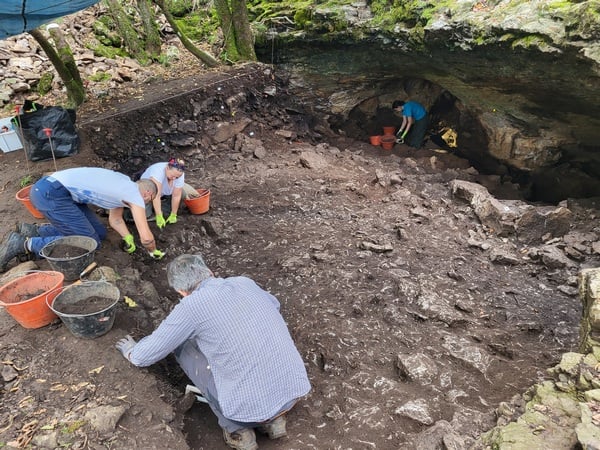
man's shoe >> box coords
[258,415,287,439]
[222,428,258,450]
[0,232,27,272]
[16,223,39,238]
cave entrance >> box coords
[327,76,600,203]
[329,79,504,171]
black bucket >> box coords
[40,236,97,281]
[47,281,119,339]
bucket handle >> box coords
[44,284,65,307]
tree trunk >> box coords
[230,0,256,61]
[137,0,162,58]
[29,28,86,107]
[104,0,150,64]
[213,0,240,63]
[46,24,84,86]
[153,0,219,67]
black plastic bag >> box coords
[17,106,79,161]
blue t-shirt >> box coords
[403,101,427,121]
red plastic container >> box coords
[184,189,211,214]
[0,271,64,329]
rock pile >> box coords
[0,6,183,107]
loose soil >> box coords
[54,296,115,315]
[12,289,46,303]
[0,62,598,450]
[46,244,89,259]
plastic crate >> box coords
[0,117,23,153]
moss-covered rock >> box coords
[36,72,54,96]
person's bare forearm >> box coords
[172,188,183,213]
[108,208,131,238]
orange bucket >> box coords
[383,126,396,136]
[380,135,396,150]
[369,135,381,146]
[0,271,64,329]
[16,185,44,219]
[184,189,211,215]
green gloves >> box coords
[148,249,166,260]
[156,214,166,229]
[156,213,177,229]
[124,234,165,260]
[123,234,136,253]
[166,213,177,224]
[396,129,408,144]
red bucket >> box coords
[16,185,44,219]
[380,135,396,150]
[369,135,381,146]
[184,189,211,215]
[0,271,64,329]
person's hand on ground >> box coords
[149,249,166,260]
[116,335,137,360]
[166,213,177,225]
[123,234,136,253]
[156,214,166,229]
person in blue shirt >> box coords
[116,253,311,450]
[392,100,429,148]
[0,167,165,272]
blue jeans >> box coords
[175,340,297,433]
[28,177,107,256]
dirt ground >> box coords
[0,63,599,450]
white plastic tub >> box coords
[0,117,23,153]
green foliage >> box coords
[61,420,86,434]
[89,71,112,82]
[93,16,122,47]
[344,0,443,29]
[19,175,34,188]
[548,0,575,9]
[293,7,312,28]
[174,9,217,42]
[169,0,196,17]
[511,34,549,49]
[249,1,312,26]
[87,42,128,59]
[36,72,54,96]
[156,45,181,66]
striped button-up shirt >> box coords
[128,276,311,422]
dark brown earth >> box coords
[0,61,599,450]
[45,244,88,259]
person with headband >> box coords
[138,157,188,229]
[0,167,165,272]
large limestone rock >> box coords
[450,180,572,243]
